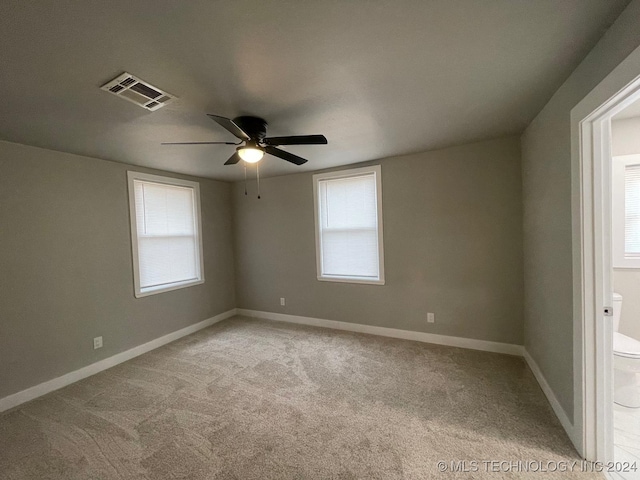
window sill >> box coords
[317,275,385,286]
[135,278,204,298]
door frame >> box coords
[573,63,640,461]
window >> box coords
[127,172,204,297]
[313,165,385,284]
[613,155,640,268]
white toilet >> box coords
[613,293,640,408]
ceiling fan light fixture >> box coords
[237,145,264,163]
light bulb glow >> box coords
[238,147,264,163]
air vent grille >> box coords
[100,72,176,111]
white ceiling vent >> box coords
[101,72,176,111]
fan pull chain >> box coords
[257,163,261,199]
[244,164,248,196]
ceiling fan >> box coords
[162,114,328,166]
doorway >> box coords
[577,74,640,476]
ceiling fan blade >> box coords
[161,141,240,145]
[265,146,308,165]
[264,134,327,146]
[207,114,251,141]
[224,152,241,165]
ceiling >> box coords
[0,1,631,181]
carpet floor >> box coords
[0,316,597,479]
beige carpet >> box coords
[0,316,597,479]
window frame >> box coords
[312,165,385,285]
[127,171,205,298]
[612,154,640,269]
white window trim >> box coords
[312,165,385,285]
[612,154,640,269]
[127,171,205,297]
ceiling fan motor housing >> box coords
[234,116,268,141]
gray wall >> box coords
[0,140,236,400]
[521,1,640,421]
[233,136,524,345]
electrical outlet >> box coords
[427,313,435,323]
[280,297,286,306]
[93,336,103,349]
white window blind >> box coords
[625,164,640,257]
[127,172,204,297]
[314,166,384,284]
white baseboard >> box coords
[0,308,237,413]
[523,349,575,443]
[237,309,524,356]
